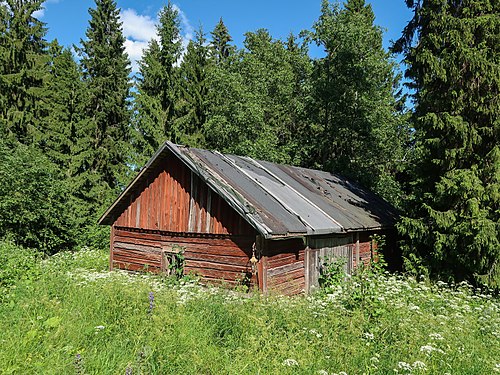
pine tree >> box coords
[0,0,48,145]
[210,17,235,65]
[175,26,209,147]
[394,0,500,286]
[77,0,131,199]
[133,1,182,162]
[309,0,407,205]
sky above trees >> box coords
[37,0,412,71]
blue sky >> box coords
[37,0,413,71]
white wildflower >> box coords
[420,344,445,355]
[318,370,329,375]
[362,332,375,340]
[282,358,299,366]
[412,361,427,370]
[494,363,500,372]
[95,325,105,330]
[398,362,412,371]
[429,333,444,340]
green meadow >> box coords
[1,242,499,374]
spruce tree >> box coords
[394,0,500,286]
[175,26,209,147]
[77,0,131,198]
[38,41,84,174]
[133,1,182,161]
[210,18,235,65]
[0,0,48,145]
[309,0,407,205]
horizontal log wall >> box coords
[111,227,256,286]
[263,238,306,296]
[114,155,255,236]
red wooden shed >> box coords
[99,142,398,295]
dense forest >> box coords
[0,0,498,287]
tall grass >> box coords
[0,242,499,374]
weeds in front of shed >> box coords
[0,242,499,374]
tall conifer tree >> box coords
[133,2,182,162]
[175,26,209,147]
[0,0,48,144]
[394,0,500,285]
[38,41,84,174]
[210,18,235,65]
[77,0,131,201]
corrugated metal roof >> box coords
[99,142,398,238]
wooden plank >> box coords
[186,260,250,273]
[198,180,206,233]
[112,261,162,273]
[188,171,196,232]
[114,241,161,252]
[166,168,173,231]
[267,268,304,286]
[205,189,212,233]
[267,261,304,278]
[114,229,162,241]
[185,252,249,266]
[267,254,300,269]
[183,267,248,281]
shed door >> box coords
[305,237,354,293]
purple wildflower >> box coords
[74,353,84,375]
[148,291,154,314]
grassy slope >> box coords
[0,245,499,375]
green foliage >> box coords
[0,141,75,254]
[0,241,42,299]
[175,26,209,147]
[133,1,183,163]
[204,28,312,164]
[394,0,500,287]
[309,0,409,207]
[0,248,499,374]
[0,0,48,144]
[318,256,348,289]
[77,0,132,194]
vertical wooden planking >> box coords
[188,171,196,232]
[198,180,206,233]
[168,166,174,231]
[206,189,212,232]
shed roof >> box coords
[99,142,398,238]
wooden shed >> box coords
[99,142,398,295]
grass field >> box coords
[0,242,499,374]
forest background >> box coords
[0,0,498,287]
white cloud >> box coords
[120,8,158,72]
[32,0,60,19]
[124,39,150,72]
[120,4,194,72]
[33,7,45,18]
[121,9,157,43]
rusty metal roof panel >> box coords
[259,162,398,231]
[184,148,308,236]
[99,142,398,237]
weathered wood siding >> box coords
[111,155,258,284]
[114,156,255,236]
[304,234,377,293]
[111,227,256,285]
[260,238,306,296]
